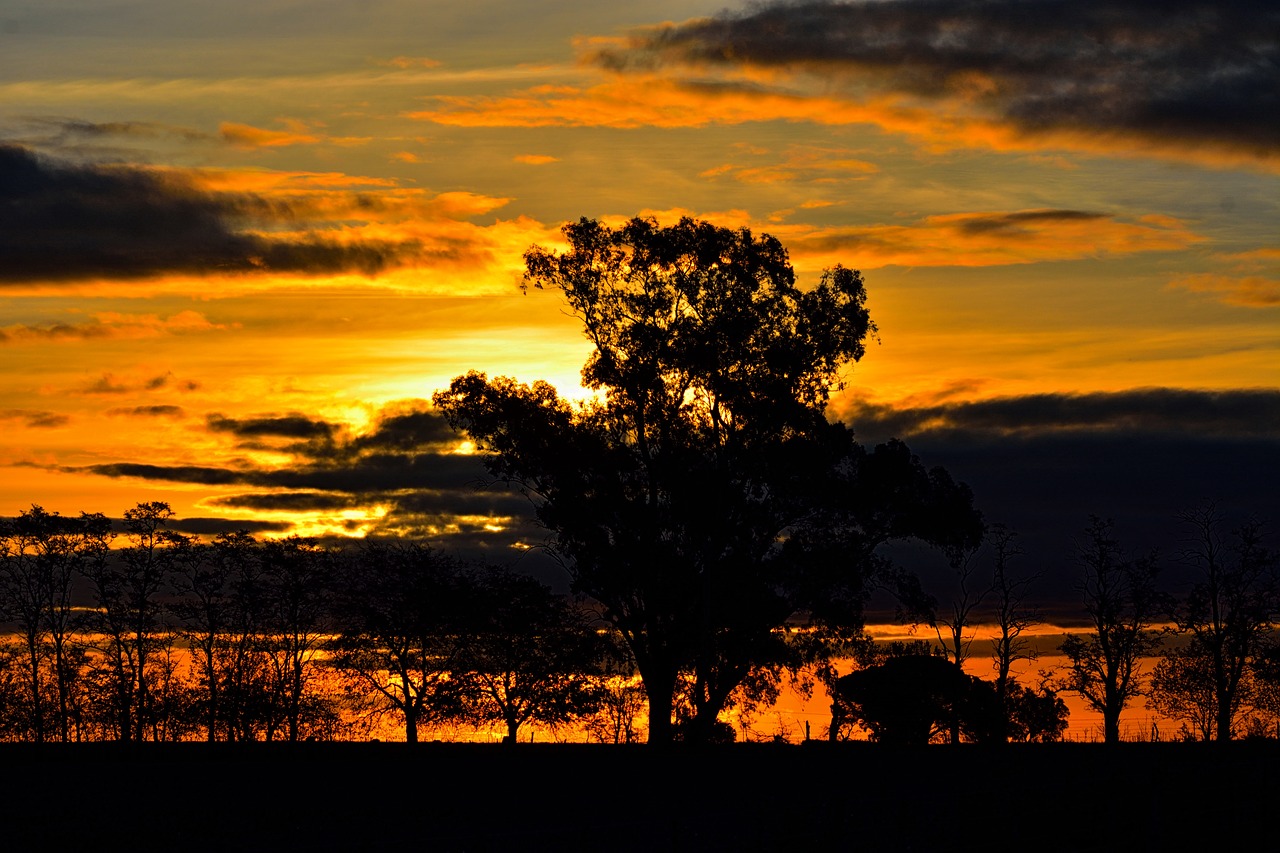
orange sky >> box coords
[1,1,1276,562]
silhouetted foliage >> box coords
[449,567,606,743]
[329,541,463,743]
[1059,517,1163,743]
[435,216,982,744]
[831,642,1067,744]
[0,505,111,742]
[832,651,967,745]
[1167,502,1277,741]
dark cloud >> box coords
[167,517,291,535]
[604,0,1278,155]
[59,398,543,557]
[77,463,250,486]
[106,405,185,418]
[207,412,337,441]
[1,409,70,428]
[848,388,1280,443]
[0,144,421,284]
[849,388,1280,620]
[349,406,458,453]
[80,374,129,394]
[954,210,1105,237]
[208,491,364,512]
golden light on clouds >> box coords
[0,0,1274,549]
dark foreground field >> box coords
[1,741,1274,851]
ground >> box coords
[0,742,1272,850]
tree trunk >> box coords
[1103,710,1120,744]
[645,670,677,746]
[404,710,418,744]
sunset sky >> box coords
[2,0,1277,604]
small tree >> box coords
[83,501,187,742]
[1169,503,1277,741]
[329,541,461,743]
[1150,645,1219,741]
[450,568,604,743]
[931,539,987,743]
[258,536,333,742]
[987,525,1041,743]
[1059,517,1162,744]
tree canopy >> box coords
[435,216,983,744]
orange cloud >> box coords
[220,120,322,149]
[514,154,559,165]
[619,207,1202,270]
[384,56,443,69]
[1169,274,1280,308]
[700,145,879,184]
[780,209,1203,269]
[1,311,233,345]
[408,72,1280,172]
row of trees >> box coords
[0,503,634,744]
[1058,506,1278,743]
[828,505,1278,745]
[6,218,1272,746]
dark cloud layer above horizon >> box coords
[0,144,418,283]
[39,388,1280,613]
[853,388,1280,621]
[603,0,1278,156]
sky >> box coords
[2,0,1277,609]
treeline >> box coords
[0,502,639,744]
[867,505,1280,745]
[4,500,1278,745]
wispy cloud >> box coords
[0,310,233,345]
[1,409,70,428]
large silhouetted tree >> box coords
[436,216,982,744]
[1059,517,1162,744]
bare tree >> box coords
[329,541,461,743]
[259,536,333,742]
[0,506,112,742]
[83,502,187,741]
[931,540,988,743]
[987,525,1042,742]
[1059,517,1162,744]
[1170,502,1277,741]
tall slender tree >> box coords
[1059,517,1162,744]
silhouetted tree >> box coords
[931,539,987,743]
[1059,517,1162,744]
[259,536,333,742]
[170,531,263,742]
[1151,645,1218,741]
[82,502,188,741]
[1001,681,1069,743]
[450,568,605,743]
[987,525,1041,743]
[436,216,982,744]
[832,650,966,745]
[0,506,110,742]
[329,541,461,743]
[1168,503,1277,741]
